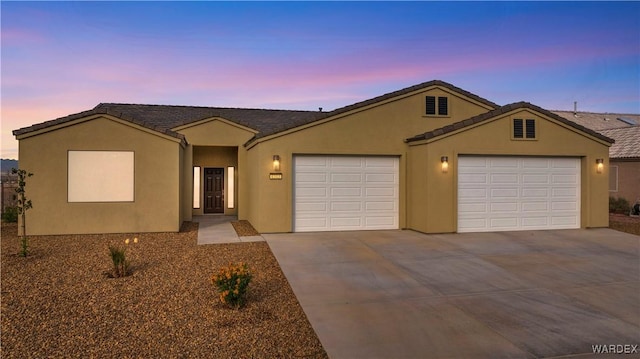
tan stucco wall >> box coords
[177,119,255,217]
[175,118,256,146]
[407,109,611,233]
[609,160,640,206]
[17,116,183,235]
[244,86,493,233]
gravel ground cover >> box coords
[1,222,327,358]
[231,220,261,237]
[610,213,640,236]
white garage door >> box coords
[458,156,580,232]
[294,155,399,232]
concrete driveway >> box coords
[264,229,640,359]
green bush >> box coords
[212,262,252,308]
[1,206,18,223]
[609,196,631,213]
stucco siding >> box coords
[245,87,491,233]
[609,160,640,207]
[175,118,255,146]
[408,109,611,233]
[18,116,183,235]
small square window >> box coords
[513,119,536,139]
[425,96,448,116]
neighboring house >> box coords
[553,111,639,207]
[600,126,640,207]
[13,80,613,235]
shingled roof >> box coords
[599,126,640,159]
[13,80,497,144]
[552,110,640,131]
[405,102,615,144]
[12,103,325,142]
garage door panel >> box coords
[491,188,519,198]
[490,217,519,228]
[551,216,578,226]
[522,217,549,227]
[297,202,328,212]
[459,203,487,213]
[366,157,396,168]
[296,218,328,230]
[331,217,362,228]
[490,202,518,212]
[366,173,395,183]
[365,216,396,227]
[551,201,578,211]
[459,174,488,184]
[458,156,580,232]
[331,173,362,183]
[521,188,549,198]
[459,188,487,198]
[295,156,399,232]
[331,202,362,212]
[552,174,578,183]
[331,187,361,197]
[365,201,395,211]
[332,157,362,167]
[297,187,327,198]
[491,174,519,184]
[522,174,550,184]
[521,202,549,211]
[552,188,578,197]
[491,158,519,168]
[522,158,550,168]
[297,172,327,183]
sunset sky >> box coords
[2,1,639,159]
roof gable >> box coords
[405,102,615,144]
[12,110,187,145]
[322,80,499,119]
[13,80,498,145]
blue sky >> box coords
[2,1,639,159]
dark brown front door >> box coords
[204,168,224,213]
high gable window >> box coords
[425,96,449,116]
[513,119,536,139]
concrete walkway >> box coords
[193,215,264,244]
[265,229,640,359]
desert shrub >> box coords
[2,206,18,223]
[609,196,630,213]
[108,237,138,278]
[212,262,252,308]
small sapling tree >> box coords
[12,168,33,257]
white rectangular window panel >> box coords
[227,167,235,209]
[458,156,580,233]
[68,151,134,202]
[193,167,201,208]
[294,155,399,232]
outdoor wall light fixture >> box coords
[596,158,604,174]
[441,156,449,173]
[273,155,281,172]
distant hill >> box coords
[1,159,18,174]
